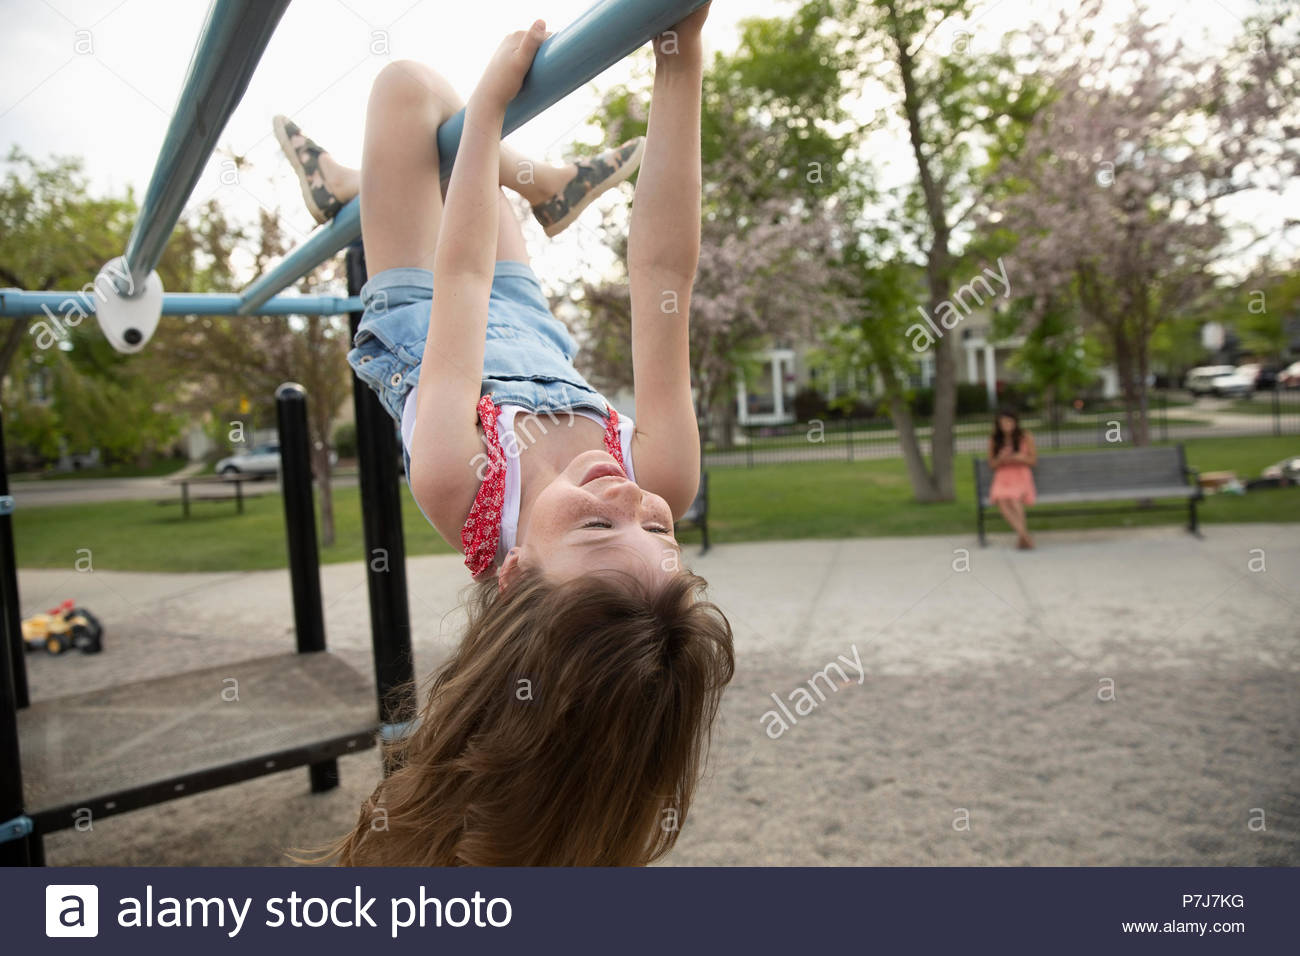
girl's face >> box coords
[508,449,681,587]
[998,414,1017,434]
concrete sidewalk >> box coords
[18,523,1300,865]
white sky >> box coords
[0,0,1286,294]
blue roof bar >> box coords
[0,290,358,318]
[116,0,291,295]
[236,202,360,316]
[236,0,708,315]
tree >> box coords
[984,1,1300,443]
[153,206,351,546]
[1,149,239,467]
[573,6,854,445]
[1149,316,1210,383]
[995,293,1100,415]
[0,148,133,380]
[821,0,1051,501]
[1235,261,1300,363]
[2,149,351,546]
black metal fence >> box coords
[704,387,1300,469]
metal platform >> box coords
[18,651,377,833]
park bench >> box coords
[972,444,1202,545]
[166,473,256,518]
[675,471,711,554]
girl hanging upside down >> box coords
[286,5,734,866]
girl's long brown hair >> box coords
[296,568,734,866]
[991,408,1024,455]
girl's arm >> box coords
[1015,432,1038,467]
[410,24,547,540]
[627,5,708,518]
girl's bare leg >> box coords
[1012,501,1033,547]
[358,60,543,273]
[996,499,1029,542]
[345,62,573,210]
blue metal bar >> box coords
[237,204,360,316]
[0,290,359,318]
[118,0,291,295]
[0,815,33,845]
[236,0,707,315]
[435,0,707,179]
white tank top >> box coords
[400,391,636,553]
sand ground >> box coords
[18,522,1300,865]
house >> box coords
[734,308,1026,425]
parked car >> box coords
[1184,365,1237,395]
[1210,368,1256,398]
[216,443,281,477]
[1280,360,1300,388]
[1253,365,1280,390]
[215,443,338,478]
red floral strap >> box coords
[461,395,506,579]
[461,397,626,579]
[603,404,626,472]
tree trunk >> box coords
[1134,332,1151,445]
[715,392,738,451]
[891,401,940,501]
[928,289,958,499]
[888,0,958,502]
[878,360,941,501]
[0,318,31,385]
[1111,328,1142,446]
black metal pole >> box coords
[274,382,336,792]
[0,405,33,865]
[0,407,27,710]
[345,243,415,770]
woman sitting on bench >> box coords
[988,409,1038,550]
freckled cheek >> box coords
[649,499,675,528]
[536,486,586,533]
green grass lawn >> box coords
[14,435,1299,572]
[688,435,1300,545]
[15,480,456,573]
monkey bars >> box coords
[237,0,708,314]
[115,0,292,299]
[0,290,358,319]
[0,0,707,344]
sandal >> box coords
[531,136,646,237]
[273,114,343,225]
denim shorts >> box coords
[348,260,611,430]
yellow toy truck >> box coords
[21,599,105,655]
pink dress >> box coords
[989,461,1036,506]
